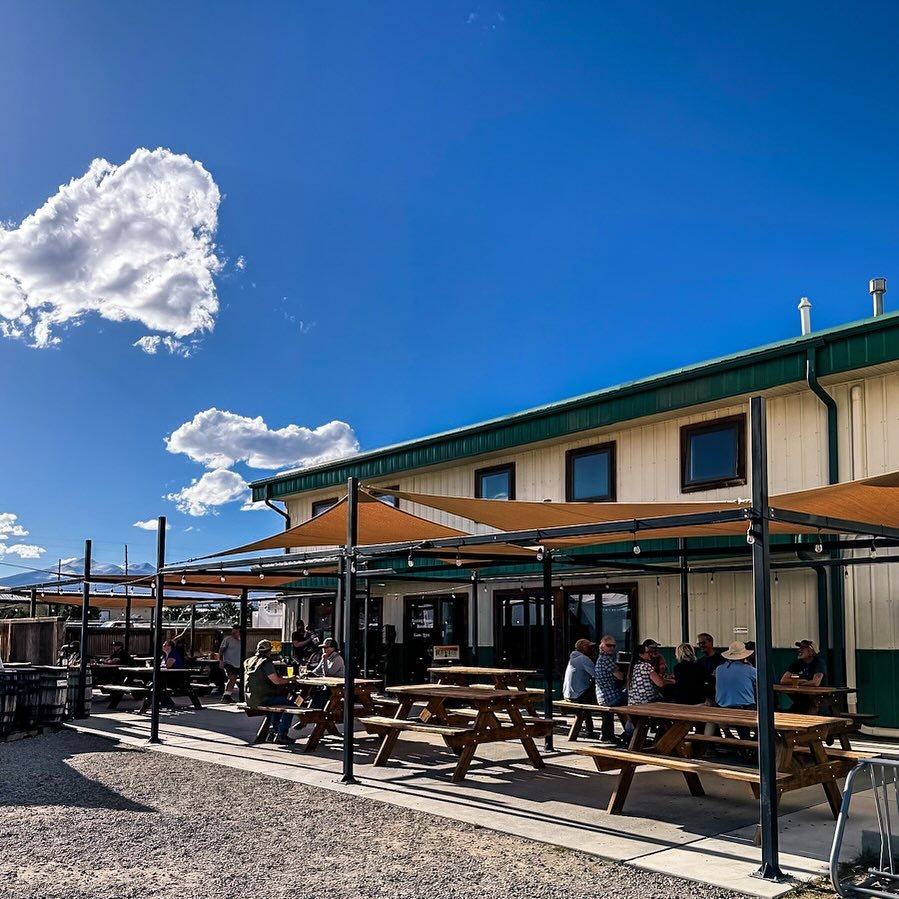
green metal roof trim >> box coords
[253,313,899,500]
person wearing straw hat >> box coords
[714,641,757,710]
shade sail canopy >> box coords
[12,592,202,610]
[206,489,533,559]
[87,572,310,595]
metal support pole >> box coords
[123,544,132,656]
[341,476,359,785]
[148,518,166,744]
[29,588,36,619]
[679,538,689,643]
[542,552,555,751]
[75,541,92,719]
[470,571,479,665]
[238,588,248,703]
[362,579,371,678]
[750,397,785,882]
[189,604,197,657]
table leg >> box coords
[653,721,705,798]
[505,703,544,771]
[373,698,414,767]
[188,689,202,710]
[253,717,270,744]
[306,688,342,752]
[568,711,585,742]
[608,720,649,814]
[452,740,479,782]
[810,738,843,818]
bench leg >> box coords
[138,696,151,714]
[568,711,584,742]
[253,718,270,744]
[305,723,329,752]
[373,729,402,767]
[189,691,202,710]
[452,742,479,783]
[107,693,122,710]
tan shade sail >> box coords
[206,489,532,559]
[88,572,310,595]
[24,593,202,610]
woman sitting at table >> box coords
[671,643,706,705]
[161,640,185,669]
[651,654,676,702]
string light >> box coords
[632,533,641,555]
[407,551,414,568]
[710,573,715,585]
[258,572,265,580]
[870,539,877,559]
[774,572,779,585]
[746,525,755,545]
[180,574,186,585]
[535,546,545,562]
[302,568,309,577]
[455,553,462,567]
[656,576,660,589]
[219,573,226,583]
[814,531,823,554]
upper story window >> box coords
[475,463,515,500]
[680,414,746,493]
[311,497,339,517]
[370,486,400,508]
[566,443,616,502]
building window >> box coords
[680,415,746,493]
[475,463,515,500]
[370,486,400,508]
[566,443,616,502]
[494,591,545,669]
[311,497,339,517]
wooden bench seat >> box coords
[572,744,790,785]
[793,745,877,761]
[552,699,627,741]
[101,685,150,709]
[685,734,759,749]
[361,715,474,737]
[836,712,879,730]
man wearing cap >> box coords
[218,623,243,703]
[780,640,826,712]
[312,637,345,678]
[101,641,133,666]
[244,640,298,745]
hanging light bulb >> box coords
[535,546,545,562]
[258,572,265,580]
[407,551,414,568]
[815,531,823,554]
[746,525,755,545]
[710,573,715,585]
[180,574,186,585]
[455,553,462,567]
[632,533,641,555]
[219,573,226,583]
[774,572,779,585]
[656,576,660,589]
[302,568,309,577]
[870,539,877,559]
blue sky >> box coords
[1,2,898,572]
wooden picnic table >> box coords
[107,667,205,712]
[427,666,541,713]
[573,702,861,818]
[244,676,383,750]
[362,683,552,782]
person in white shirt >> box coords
[218,623,243,702]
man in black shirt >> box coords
[780,640,827,712]
[102,641,133,666]
[696,632,724,700]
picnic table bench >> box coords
[242,676,383,750]
[572,702,858,818]
[362,683,551,782]
[107,667,206,713]
[552,699,629,741]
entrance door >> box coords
[404,595,468,683]
[564,587,637,660]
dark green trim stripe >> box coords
[253,313,899,500]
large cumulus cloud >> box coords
[0,147,223,348]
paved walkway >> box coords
[67,700,897,898]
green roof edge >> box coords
[252,312,899,500]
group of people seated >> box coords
[243,629,345,745]
[563,632,827,744]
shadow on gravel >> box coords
[0,733,152,813]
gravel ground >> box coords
[0,730,762,899]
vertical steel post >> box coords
[542,553,555,751]
[29,588,37,618]
[470,571,479,665]
[75,541,92,719]
[238,588,248,703]
[750,397,784,882]
[148,518,166,744]
[341,476,359,784]
[679,538,690,643]
[362,579,371,678]
[189,604,197,657]
[123,544,132,655]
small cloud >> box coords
[133,335,195,358]
[467,12,479,23]
[165,468,249,517]
[235,255,246,271]
[184,526,197,532]
[133,518,171,531]
[240,499,269,512]
[0,512,45,558]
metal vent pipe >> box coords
[870,278,887,316]
[798,297,812,335]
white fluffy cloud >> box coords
[0,512,45,558]
[165,408,359,470]
[133,335,195,358]
[133,519,171,531]
[165,469,249,517]
[0,147,223,348]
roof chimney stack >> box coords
[798,297,812,335]
[870,278,887,316]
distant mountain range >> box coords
[0,558,155,590]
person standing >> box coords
[594,634,626,743]
[562,638,597,738]
[218,623,243,703]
